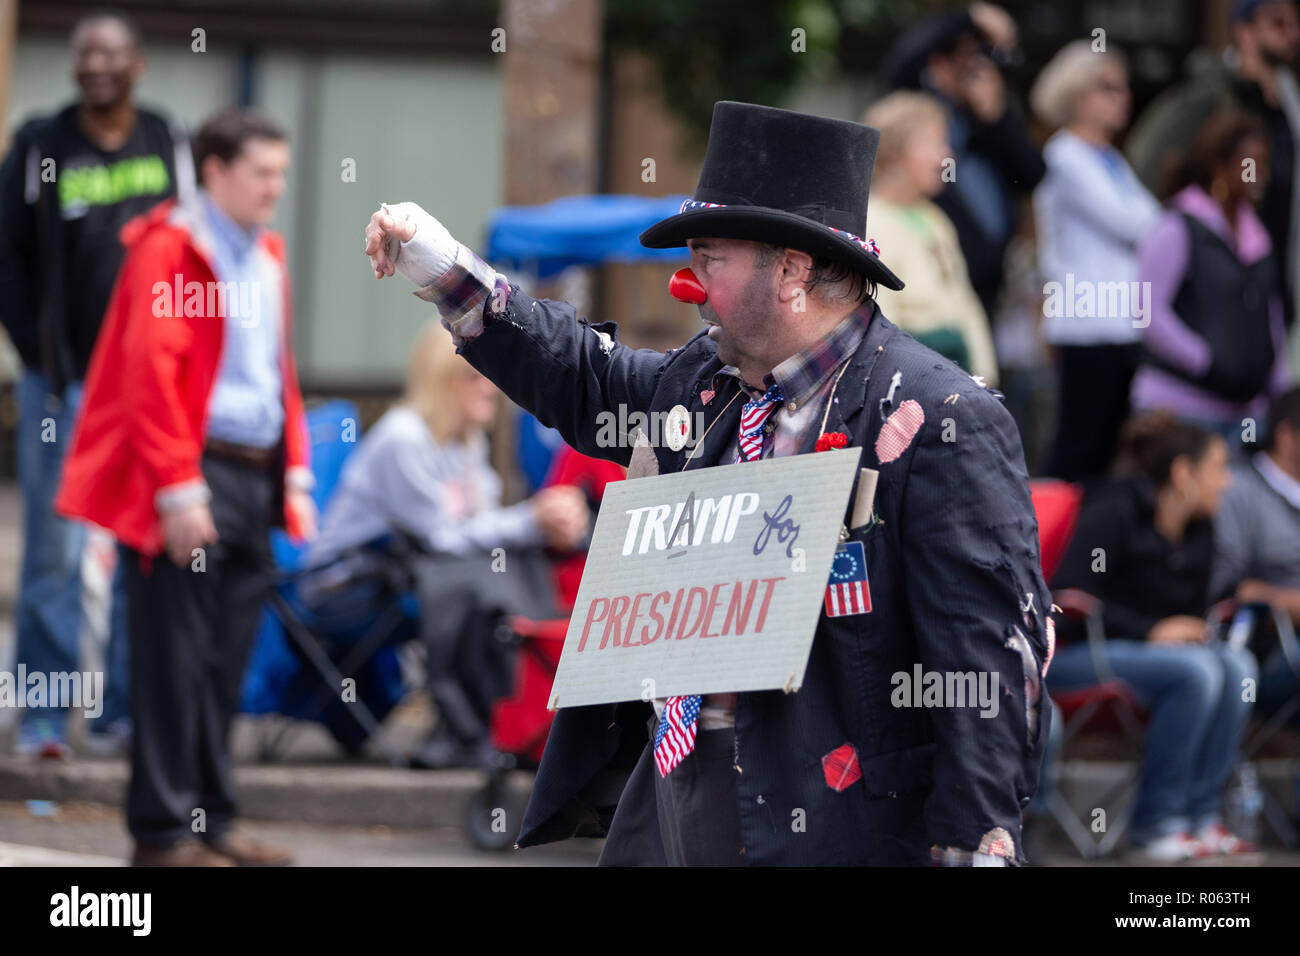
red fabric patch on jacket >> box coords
[821,743,862,791]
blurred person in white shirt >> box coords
[1031,41,1161,481]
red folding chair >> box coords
[1031,480,1148,858]
[464,447,625,850]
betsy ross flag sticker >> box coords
[825,540,871,617]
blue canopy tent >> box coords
[485,193,690,279]
[486,194,691,489]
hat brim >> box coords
[639,206,904,292]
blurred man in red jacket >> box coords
[56,108,314,867]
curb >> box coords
[0,756,534,830]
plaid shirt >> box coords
[413,243,503,342]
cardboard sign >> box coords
[548,447,862,709]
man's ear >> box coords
[199,155,223,189]
[776,248,814,307]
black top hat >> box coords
[640,101,904,291]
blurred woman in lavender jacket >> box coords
[1132,111,1291,442]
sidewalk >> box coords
[0,479,521,835]
[0,703,530,831]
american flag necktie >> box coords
[654,382,784,777]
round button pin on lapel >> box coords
[664,404,692,452]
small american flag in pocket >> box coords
[825,540,871,617]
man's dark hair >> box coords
[192,108,288,184]
[754,243,876,306]
[1115,410,1218,487]
[1266,385,1300,448]
[70,8,143,51]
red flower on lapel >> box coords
[815,431,848,452]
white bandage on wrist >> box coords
[382,201,460,287]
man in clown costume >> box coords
[364,101,1052,866]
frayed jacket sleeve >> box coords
[898,384,1051,859]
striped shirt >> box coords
[655,304,870,730]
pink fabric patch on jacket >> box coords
[875,399,925,463]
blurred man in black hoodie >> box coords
[882,2,1046,319]
[0,11,188,757]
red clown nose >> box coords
[669,267,707,304]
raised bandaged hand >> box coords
[364,201,460,286]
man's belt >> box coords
[204,437,277,469]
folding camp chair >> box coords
[1030,480,1148,858]
[1044,588,1148,858]
[465,614,569,850]
[259,537,419,766]
[243,400,417,766]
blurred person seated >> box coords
[1049,411,1257,860]
[863,91,999,386]
[1132,111,1290,442]
[542,445,625,614]
[516,409,566,494]
[302,320,589,769]
[1212,385,1300,721]
[1030,41,1161,482]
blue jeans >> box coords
[14,371,85,743]
[13,370,130,742]
[1046,639,1257,843]
[1029,697,1065,818]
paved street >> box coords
[0,800,601,867]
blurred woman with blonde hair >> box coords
[304,319,589,767]
[863,90,999,385]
